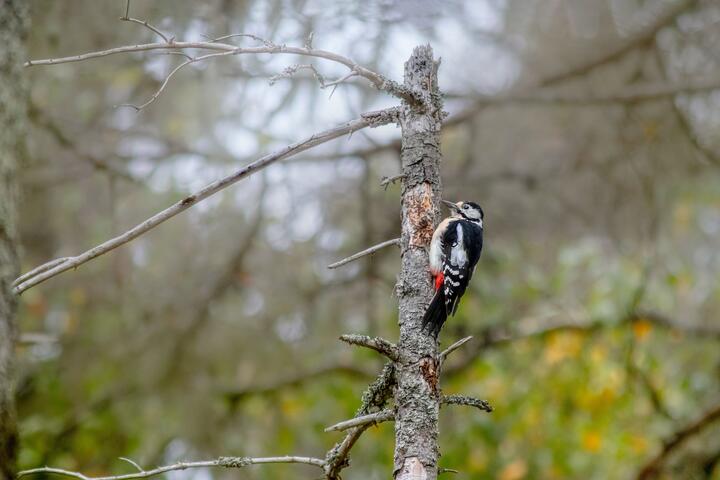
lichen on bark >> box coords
[393,45,444,480]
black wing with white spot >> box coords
[422,218,483,337]
[440,220,472,316]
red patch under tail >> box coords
[434,272,444,291]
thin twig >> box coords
[17,456,326,480]
[12,257,70,287]
[324,70,358,88]
[151,51,193,61]
[438,336,472,368]
[441,395,493,413]
[117,50,237,111]
[380,174,405,190]
[119,0,170,43]
[118,458,142,473]
[120,17,170,43]
[13,108,400,294]
[269,63,326,86]
[268,64,359,98]
[439,468,460,475]
[339,334,399,361]
[327,238,400,269]
[324,409,394,432]
[327,71,358,96]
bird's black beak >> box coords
[442,200,458,211]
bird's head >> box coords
[442,200,484,223]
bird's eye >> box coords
[462,204,469,209]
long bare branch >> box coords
[13,108,400,294]
[25,40,420,104]
[17,456,325,480]
[328,238,400,269]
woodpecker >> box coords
[422,200,484,337]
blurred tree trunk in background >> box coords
[0,1,27,478]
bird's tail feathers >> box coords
[422,289,447,338]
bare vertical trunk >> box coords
[0,1,28,478]
[394,46,444,480]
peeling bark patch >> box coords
[419,357,438,396]
[407,183,434,247]
[397,457,428,480]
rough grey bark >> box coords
[393,46,444,480]
[0,1,27,478]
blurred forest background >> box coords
[12,0,720,478]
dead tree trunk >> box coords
[394,45,444,480]
[0,1,28,478]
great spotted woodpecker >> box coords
[422,200,484,337]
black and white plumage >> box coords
[422,200,484,337]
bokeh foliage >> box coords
[15,1,720,479]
